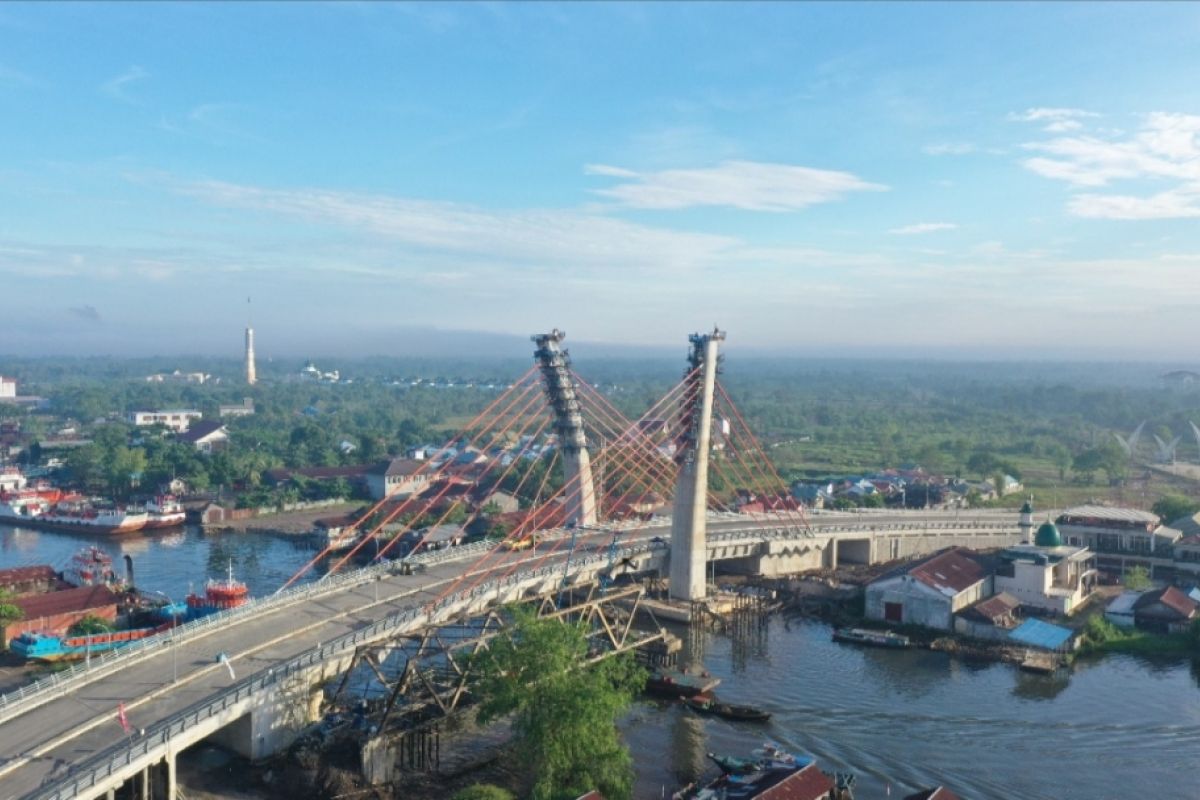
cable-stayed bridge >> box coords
[0,330,1024,800]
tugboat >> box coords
[185,561,249,619]
[831,627,912,649]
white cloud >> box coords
[184,179,740,270]
[1068,189,1200,220]
[889,222,957,235]
[1010,107,1099,123]
[585,160,886,211]
[923,143,975,156]
[1043,119,1083,133]
[100,66,148,104]
[1020,112,1200,218]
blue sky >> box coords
[1,2,1199,359]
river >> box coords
[2,524,1198,799]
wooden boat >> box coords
[832,627,911,649]
[644,667,721,697]
[685,693,771,722]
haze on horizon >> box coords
[1,3,1198,361]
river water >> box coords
[3,524,1198,799]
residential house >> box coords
[994,521,1096,616]
[1104,591,1141,629]
[177,421,230,454]
[955,591,1021,640]
[1133,586,1199,634]
[865,547,992,631]
[366,457,429,501]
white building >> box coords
[1056,505,1180,555]
[0,376,15,399]
[366,457,430,501]
[128,410,203,433]
[994,521,1096,616]
[865,547,993,631]
[218,398,256,418]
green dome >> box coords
[1035,520,1062,547]
[1020,500,1033,514]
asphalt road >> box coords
[0,510,1016,798]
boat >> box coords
[707,743,804,775]
[10,621,175,662]
[831,627,911,649]
[676,745,840,800]
[0,492,148,534]
[644,667,721,698]
[141,495,186,529]
[61,546,124,589]
[684,693,771,722]
[184,562,249,619]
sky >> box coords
[1,2,1199,360]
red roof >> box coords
[906,548,987,594]
[14,584,120,618]
[755,763,835,800]
[0,565,56,587]
[1135,586,1199,619]
[903,789,963,800]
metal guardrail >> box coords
[22,541,660,800]
[0,539,496,726]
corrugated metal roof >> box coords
[903,789,962,800]
[0,565,56,586]
[755,763,836,800]
[962,592,1019,623]
[1105,591,1142,616]
[908,549,987,595]
[1009,618,1073,650]
[1059,505,1160,525]
[14,584,119,618]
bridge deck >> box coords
[0,511,1020,799]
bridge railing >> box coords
[0,539,500,725]
[23,540,662,800]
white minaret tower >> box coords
[1019,495,1034,542]
[244,297,257,386]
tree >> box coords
[68,615,114,636]
[469,606,644,800]
[1123,565,1152,592]
[0,588,23,631]
[967,451,1000,479]
[1152,494,1200,524]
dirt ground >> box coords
[209,502,362,535]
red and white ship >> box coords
[186,562,249,614]
[0,493,148,534]
[62,546,124,588]
[141,495,186,529]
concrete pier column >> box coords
[669,329,724,602]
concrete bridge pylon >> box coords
[669,327,725,602]
[532,330,597,527]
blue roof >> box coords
[1009,618,1074,650]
